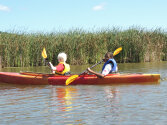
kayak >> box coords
[0,72,160,85]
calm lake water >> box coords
[0,62,167,125]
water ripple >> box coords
[1,62,167,124]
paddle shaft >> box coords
[79,60,103,75]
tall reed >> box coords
[0,27,167,67]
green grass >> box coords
[0,27,167,67]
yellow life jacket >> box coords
[55,62,70,75]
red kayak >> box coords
[0,72,160,85]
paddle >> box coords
[42,48,47,59]
[65,47,122,85]
[42,48,54,72]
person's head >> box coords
[103,52,113,62]
[57,52,67,62]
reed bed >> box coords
[0,27,167,67]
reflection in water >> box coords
[50,86,85,125]
[104,86,118,99]
[50,86,121,124]
[51,86,77,112]
[103,86,121,123]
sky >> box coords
[0,0,167,33]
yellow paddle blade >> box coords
[66,75,79,85]
[113,47,122,56]
[42,48,47,59]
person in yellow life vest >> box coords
[48,52,70,75]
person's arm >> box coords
[48,62,56,70]
[87,68,105,78]
[48,62,65,74]
[87,64,112,78]
[48,62,57,73]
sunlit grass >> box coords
[0,27,167,67]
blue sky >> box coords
[0,0,167,33]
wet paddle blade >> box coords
[113,47,122,56]
[42,48,47,59]
[66,75,79,85]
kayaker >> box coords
[48,52,70,75]
[87,52,118,78]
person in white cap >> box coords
[48,52,70,75]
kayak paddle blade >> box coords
[66,75,79,85]
[42,48,47,59]
[113,47,122,56]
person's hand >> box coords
[48,62,51,68]
[45,58,49,61]
[87,67,93,73]
[82,72,88,75]
[86,67,95,75]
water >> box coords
[0,62,167,125]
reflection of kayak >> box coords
[0,72,160,85]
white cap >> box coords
[57,52,67,62]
